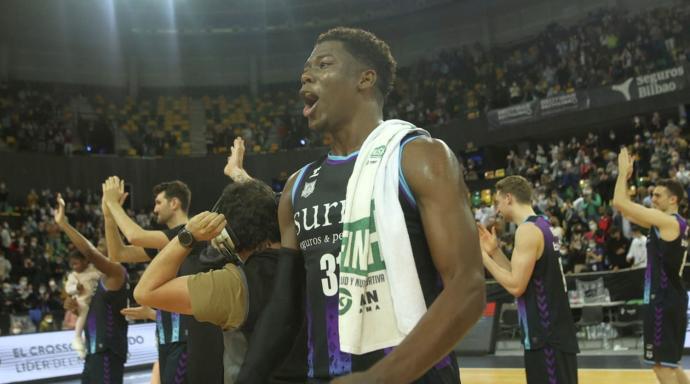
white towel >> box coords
[338,119,429,354]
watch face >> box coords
[179,230,193,247]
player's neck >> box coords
[166,213,188,229]
[662,206,678,216]
[512,205,537,226]
[329,103,383,156]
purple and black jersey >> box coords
[516,216,579,354]
[644,213,688,304]
[291,134,458,382]
[642,213,688,366]
[84,268,129,359]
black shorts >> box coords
[159,342,188,384]
[524,346,578,384]
[81,351,125,384]
[643,297,688,367]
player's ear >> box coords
[358,69,377,92]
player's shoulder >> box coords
[402,136,449,159]
[401,137,457,179]
[281,160,321,210]
[283,165,308,197]
[517,222,544,241]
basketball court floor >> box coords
[51,354,688,383]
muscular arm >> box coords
[237,172,305,384]
[133,237,193,314]
[106,201,169,249]
[483,224,541,297]
[357,138,486,383]
[104,210,151,263]
[488,245,512,270]
[612,158,678,241]
[134,212,226,315]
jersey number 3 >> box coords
[320,253,338,296]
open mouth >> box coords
[302,92,320,118]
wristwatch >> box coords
[177,228,197,249]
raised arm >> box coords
[133,211,226,314]
[54,194,124,291]
[103,176,169,249]
[612,148,679,240]
[340,138,485,383]
[237,172,305,384]
[102,185,151,263]
[224,137,253,183]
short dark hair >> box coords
[495,176,533,204]
[656,179,686,205]
[216,181,279,253]
[316,27,397,101]
[153,181,191,213]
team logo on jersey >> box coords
[339,287,353,315]
[302,181,316,198]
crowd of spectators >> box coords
[387,4,690,126]
[0,83,116,156]
[473,111,689,274]
[92,93,192,157]
[1,3,688,157]
[0,83,77,155]
[207,3,690,148]
[2,108,686,335]
[0,186,153,335]
[2,2,690,334]
[203,89,320,155]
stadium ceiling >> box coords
[121,0,458,36]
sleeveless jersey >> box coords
[644,213,688,305]
[291,135,457,381]
[516,216,579,353]
[85,269,129,358]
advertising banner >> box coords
[487,64,690,130]
[0,323,156,383]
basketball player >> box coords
[613,148,690,384]
[56,193,128,384]
[478,176,579,384]
[103,178,225,383]
[238,27,486,383]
